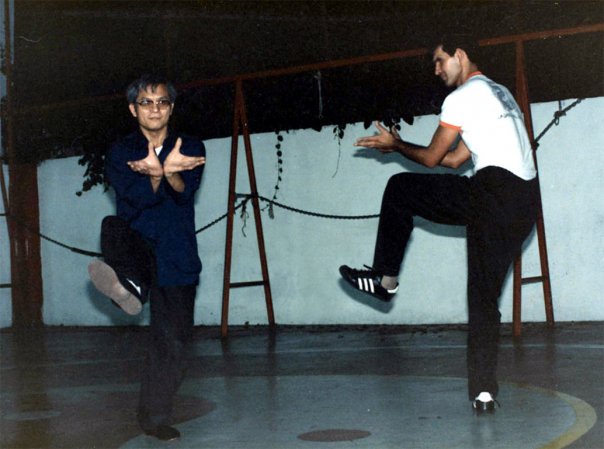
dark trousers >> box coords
[372,167,538,399]
[137,284,197,431]
[100,216,155,303]
[100,216,197,429]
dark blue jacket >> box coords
[105,130,205,286]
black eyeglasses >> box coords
[136,99,172,109]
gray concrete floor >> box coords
[1,322,602,449]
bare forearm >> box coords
[150,175,162,193]
[354,122,458,169]
[164,173,185,192]
[394,140,442,168]
[439,140,472,169]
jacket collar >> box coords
[131,128,177,157]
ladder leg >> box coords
[221,85,242,338]
[238,82,275,328]
[534,186,555,326]
[511,40,555,335]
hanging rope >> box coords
[2,200,246,257]
[0,211,103,257]
[237,192,378,220]
[534,98,583,146]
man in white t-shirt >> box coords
[339,35,539,413]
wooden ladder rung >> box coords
[521,276,546,285]
[230,280,266,289]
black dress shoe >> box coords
[144,425,181,441]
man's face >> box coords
[432,45,462,87]
[128,84,174,133]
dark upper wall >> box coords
[8,0,604,164]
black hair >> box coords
[126,73,177,104]
[432,32,482,64]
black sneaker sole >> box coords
[473,400,497,414]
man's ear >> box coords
[129,103,138,118]
[454,48,468,63]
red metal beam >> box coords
[12,22,603,115]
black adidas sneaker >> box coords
[339,265,398,302]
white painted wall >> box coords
[1,97,602,327]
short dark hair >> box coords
[432,32,481,64]
[126,73,177,104]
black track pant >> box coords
[100,216,197,429]
[372,167,538,399]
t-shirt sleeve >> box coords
[439,90,464,132]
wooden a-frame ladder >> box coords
[221,79,275,338]
[511,39,555,337]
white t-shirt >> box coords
[439,73,537,180]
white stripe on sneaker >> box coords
[358,277,374,293]
[126,279,142,295]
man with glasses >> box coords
[89,74,205,440]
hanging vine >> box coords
[262,130,286,219]
[331,123,345,178]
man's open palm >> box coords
[163,138,206,175]
[127,142,164,177]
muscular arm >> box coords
[354,121,471,169]
[440,137,471,169]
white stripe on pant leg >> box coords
[358,279,364,290]
[369,279,374,293]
